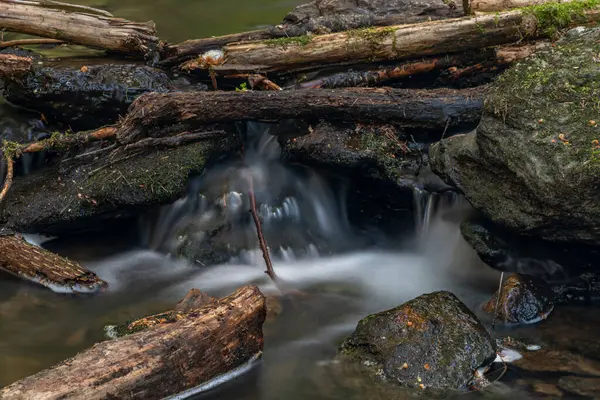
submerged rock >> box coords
[483,273,554,325]
[339,291,496,390]
[430,27,600,248]
[2,63,173,130]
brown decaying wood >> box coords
[221,9,600,71]
[0,38,64,48]
[0,234,107,293]
[115,87,484,145]
[0,0,158,57]
[0,285,266,400]
[0,53,32,78]
[20,126,118,154]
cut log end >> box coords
[0,235,107,293]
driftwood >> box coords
[220,8,600,71]
[0,0,159,58]
[0,285,266,400]
[115,87,484,145]
[0,54,32,78]
[0,234,107,293]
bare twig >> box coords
[122,130,226,151]
[246,173,279,285]
[0,153,14,204]
[0,38,64,48]
[492,271,504,329]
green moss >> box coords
[355,131,409,175]
[346,27,397,56]
[486,28,600,171]
[264,35,312,48]
[1,140,22,158]
[522,0,600,37]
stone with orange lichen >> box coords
[338,291,495,390]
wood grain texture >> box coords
[0,285,266,400]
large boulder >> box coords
[430,27,600,247]
[339,291,496,390]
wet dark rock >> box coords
[2,64,173,130]
[0,135,238,235]
[430,27,600,248]
[482,273,554,325]
[558,376,600,397]
[272,0,463,36]
[339,291,496,390]
[283,121,451,193]
[460,219,600,279]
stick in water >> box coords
[246,172,279,286]
[491,271,504,330]
[0,153,14,204]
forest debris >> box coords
[0,286,266,400]
[0,54,32,78]
[0,234,107,293]
[0,38,64,49]
[0,0,159,58]
[220,5,600,71]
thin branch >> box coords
[0,154,14,204]
[246,173,279,286]
[0,38,64,48]
[492,271,504,329]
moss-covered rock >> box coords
[0,136,237,235]
[430,27,600,246]
[338,291,496,391]
[2,64,173,130]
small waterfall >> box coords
[139,121,357,263]
[412,188,467,239]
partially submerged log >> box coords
[116,87,484,145]
[221,6,600,71]
[0,285,266,400]
[0,234,107,293]
[0,0,159,58]
[0,54,32,79]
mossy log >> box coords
[116,87,484,145]
[0,234,107,293]
[0,285,266,400]
[221,5,600,71]
[470,0,570,12]
[0,54,32,79]
[0,0,159,58]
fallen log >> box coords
[221,3,600,71]
[297,43,545,89]
[116,87,484,144]
[0,0,159,58]
[0,285,266,400]
[0,54,32,79]
[0,234,107,293]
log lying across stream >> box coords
[116,87,484,144]
[0,0,159,58]
[0,285,266,400]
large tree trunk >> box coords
[116,87,484,144]
[0,234,107,293]
[0,0,159,58]
[220,8,600,71]
[0,285,266,400]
